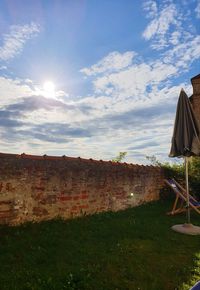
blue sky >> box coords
[0,0,199,164]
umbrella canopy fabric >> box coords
[169,89,200,158]
[169,88,200,232]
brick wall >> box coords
[0,153,164,225]
[190,74,200,128]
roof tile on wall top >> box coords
[0,152,161,170]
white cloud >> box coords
[80,51,136,76]
[141,1,194,50]
[163,35,200,69]
[0,76,69,108]
[143,0,158,18]
[0,65,7,70]
[79,27,198,119]
[169,31,181,45]
[0,22,40,61]
[0,77,34,105]
[93,61,178,101]
[195,0,200,18]
[143,4,178,41]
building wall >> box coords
[190,75,200,128]
[191,95,200,127]
[0,153,164,225]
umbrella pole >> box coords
[171,157,200,234]
[185,157,190,224]
[171,156,200,235]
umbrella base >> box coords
[171,223,200,235]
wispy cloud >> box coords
[80,51,136,76]
[142,1,195,51]
[0,76,35,106]
[142,3,178,43]
[93,61,178,100]
[0,22,40,61]
[163,35,200,69]
[142,0,200,68]
[143,0,158,18]
[195,0,200,18]
[0,65,7,70]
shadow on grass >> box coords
[0,199,200,290]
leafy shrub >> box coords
[147,155,200,200]
[111,151,127,162]
[159,186,174,201]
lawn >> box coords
[0,199,200,290]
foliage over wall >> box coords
[147,155,200,200]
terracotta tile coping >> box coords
[0,152,160,170]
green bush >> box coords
[188,157,200,199]
[147,155,200,200]
[159,186,174,201]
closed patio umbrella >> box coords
[169,89,200,235]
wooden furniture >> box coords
[165,178,200,215]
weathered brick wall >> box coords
[0,153,164,225]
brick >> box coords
[71,206,78,210]
[81,190,88,194]
[0,210,14,218]
[81,194,89,199]
[98,207,106,211]
[0,182,3,192]
[79,204,89,209]
[70,211,78,215]
[0,200,12,205]
[5,183,15,192]
[89,199,96,203]
[33,207,48,216]
[40,195,57,205]
[58,195,72,201]
[33,186,45,191]
[73,195,80,200]
[0,204,11,211]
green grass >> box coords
[0,199,200,290]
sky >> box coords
[0,0,199,164]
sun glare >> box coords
[43,81,55,98]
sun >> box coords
[43,81,55,98]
